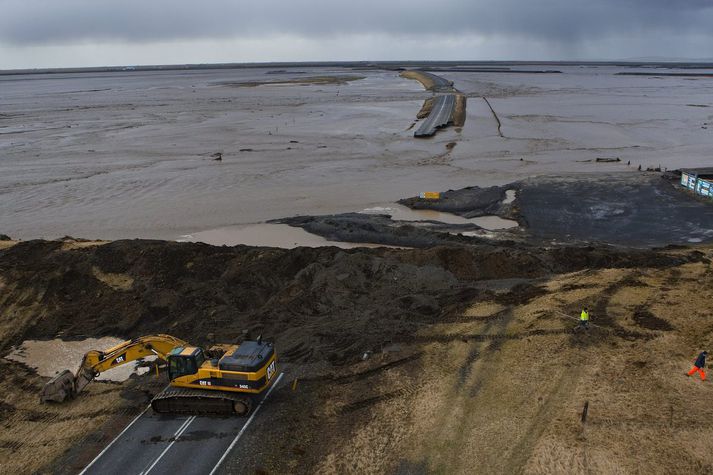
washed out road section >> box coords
[414,94,456,137]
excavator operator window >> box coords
[168,355,199,381]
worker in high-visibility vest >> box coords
[687,351,707,381]
[579,307,590,330]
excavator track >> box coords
[151,387,253,416]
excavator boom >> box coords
[40,334,188,403]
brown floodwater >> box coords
[5,338,155,381]
[179,223,405,248]
[1,65,712,241]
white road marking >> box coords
[208,372,284,475]
[80,377,284,475]
[79,404,151,475]
[140,415,196,475]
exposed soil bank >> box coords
[453,93,467,126]
[0,240,710,473]
[2,239,692,354]
[0,239,711,473]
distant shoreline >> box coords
[3,59,713,77]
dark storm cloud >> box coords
[1,0,712,45]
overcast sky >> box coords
[1,0,713,69]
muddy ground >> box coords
[1,239,713,473]
[278,172,713,248]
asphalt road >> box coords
[414,94,456,137]
[80,373,283,475]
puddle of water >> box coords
[503,189,517,204]
[180,223,403,249]
[362,204,472,225]
[4,338,154,381]
[361,204,518,230]
[470,216,518,230]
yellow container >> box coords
[419,192,441,200]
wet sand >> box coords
[1,64,713,242]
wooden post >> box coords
[581,401,589,424]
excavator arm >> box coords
[41,334,188,403]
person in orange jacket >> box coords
[687,351,707,381]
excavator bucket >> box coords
[41,370,75,403]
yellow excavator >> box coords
[40,334,277,416]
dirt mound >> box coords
[0,240,699,357]
[1,239,711,473]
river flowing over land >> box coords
[1,63,712,241]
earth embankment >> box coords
[1,239,712,473]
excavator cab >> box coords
[167,347,205,381]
